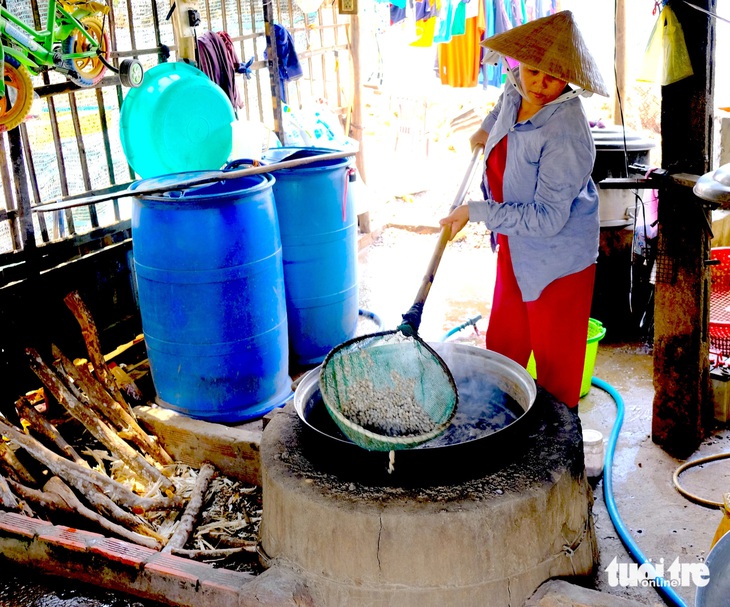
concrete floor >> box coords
[355,142,730,606]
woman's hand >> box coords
[439,205,469,240]
[469,127,488,151]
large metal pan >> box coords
[293,342,539,487]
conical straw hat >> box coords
[481,10,609,97]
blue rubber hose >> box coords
[359,308,383,330]
[439,314,482,342]
[592,376,688,607]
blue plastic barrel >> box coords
[131,171,291,422]
[264,147,359,366]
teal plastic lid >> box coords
[120,62,234,179]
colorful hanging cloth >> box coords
[197,31,244,109]
[437,0,485,87]
[411,16,437,46]
[451,0,467,36]
[415,0,437,20]
[264,24,303,103]
[433,0,455,43]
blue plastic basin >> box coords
[120,62,234,179]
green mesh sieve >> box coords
[319,330,458,451]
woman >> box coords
[440,10,609,409]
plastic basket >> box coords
[710,247,730,357]
[526,318,606,398]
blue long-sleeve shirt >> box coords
[468,82,600,301]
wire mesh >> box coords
[319,330,457,451]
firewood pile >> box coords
[0,291,262,571]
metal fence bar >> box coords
[44,95,76,236]
[149,0,165,63]
[19,123,48,244]
[96,88,120,221]
[0,134,20,251]
[125,0,138,52]
[9,128,34,253]
[318,5,328,106]
[235,0,249,120]
[332,4,344,110]
[68,92,99,229]
[251,0,265,122]
[221,0,228,35]
[203,0,212,32]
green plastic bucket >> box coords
[526,318,606,398]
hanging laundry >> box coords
[390,2,407,25]
[411,0,437,46]
[482,0,512,88]
[433,0,455,43]
[411,16,437,46]
[437,0,485,87]
[451,1,467,37]
[415,0,437,20]
[508,0,525,27]
[390,0,418,43]
[495,0,511,31]
[264,24,303,103]
[197,31,244,110]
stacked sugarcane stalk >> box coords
[0,291,259,563]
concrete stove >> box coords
[260,386,598,606]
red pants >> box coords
[486,235,596,408]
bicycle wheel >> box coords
[63,16,110,85]
[0,58,33,131]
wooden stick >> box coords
[0,473,35,518]
[108,362,144,402]
[26,347,174,491]
[15,396,88,467]
[9,477,162,550]
[162,463,217,553]
[0,440,37,486]
[63,290,134,416]
[44,477,163,549]
[169,546,254,559]
[53,346,174,466]
[0,471,20,510]
[204,532,258,551]
[53,475,166,542]
[0,416,181,513]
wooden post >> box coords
[613,0,626,125]
[169,0,199,62]
[263,0,284,144]
[349,11,370,234]
[652,0,716,458]
[8,127,34,253]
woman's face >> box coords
[519,66,567,106]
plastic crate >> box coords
[710,247,730,356]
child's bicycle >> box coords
[0,0,144,131]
